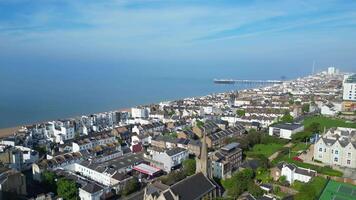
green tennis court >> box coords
[319,180,356,200]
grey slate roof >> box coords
[170,173,216,200]
[271,123,303,130]
[81,183,103,194]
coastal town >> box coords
[0,67,355,200]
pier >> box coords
[213,79,283,84]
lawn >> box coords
[303,116,356,130]
[246,143,284,157]
[319,180,356,200]
[294,177,328,200]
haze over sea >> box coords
[1,0,356,128]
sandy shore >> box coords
[0,126,20,138]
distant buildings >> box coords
[268,123,304,140]
[313,127,356,168]
[72,132,117,152]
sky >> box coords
[0,0,356,77]
[0,0,356,127]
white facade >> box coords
[147,148,189,172]
[72,135,116,152]
[314,127,356,168]
[280,164,315,184]
[269,124,304,140]
[67,163,119,186]
[131,107,149,118]
[343,74,356,101]
[320,102,342,116]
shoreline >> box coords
[0,81,279,138]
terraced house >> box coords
[314,127,356,168]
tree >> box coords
[57,178,78,200]
[222,169,255,198]
[196,120,204,128]
[183,159,196,176]
[236,109,246,117]
[122,178,139,196]
[291,131,312,142]
[281,112,293,123]
[42,171,57,192]
[302,103,310,113]
[278,175,288,186]
[247,182,264,198]
[307,122,321,133]
[246,130,261,147]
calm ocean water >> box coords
[0,61,305,128]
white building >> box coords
[277,162,316,184]
[314,127,356,168]
[146,147,189,172]
[343,74,356,101]
[131,107,149,118]
[321,102,342,116]
[72,132,117,152]
[269,123,304,140]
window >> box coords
[334,157,338,162]
[332,150,333,153]
[348,153,351,158]
[319,148,322,152]
[335,150,338,155]
[347,160,351,165]
[324,148,326,152]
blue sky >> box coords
[0,0,356,76]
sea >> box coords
[0,63,305,128]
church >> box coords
[143,131,221,200]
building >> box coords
[0,167,27,199]
[210,142,242,179]
[268,123,304,140]
[63,153,141,193]
[79,183,104,200]
[131,107,149,118]
[143,173,218,200]
[271,162,316,184]
[313,127,356,168]
[342,74,356,111]
[32,151,83,181]
[72,132,117,152]
[321,102,342,116]
[146,147,189,172]
[206,125,245,149]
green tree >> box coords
[246,130,261,147]
[236,109,246,117]
[247,182,264,197]
[183,159,196,176]
[302,103,310,113]
[122,178,140,196]
[196,120,204,128]
[57,178,78,200]
[281,112,293,123]
[307,122,321,133]
[222,169,255,198]
[42,171,57,192]
[291,131,312,142]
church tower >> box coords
[196,128,208,176]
